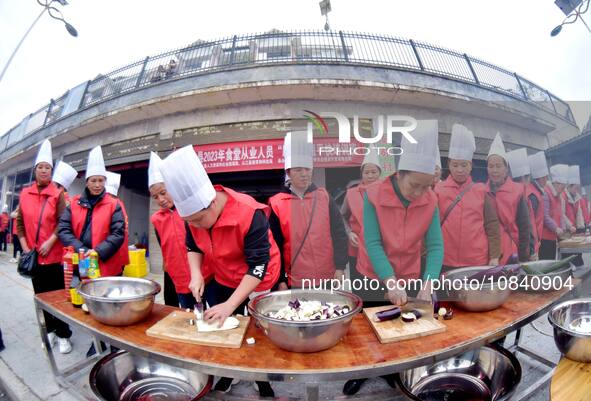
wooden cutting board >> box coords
[146,311,250,348]
[363,305,447,344]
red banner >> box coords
[194,138,365,173]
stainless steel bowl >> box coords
[77,277,161,326]
[444,266,511,312]
[247,289,362,353]
[395,344,521,401]
[90,350,212,401]
[518,260,573,293]
[548,298,591,362]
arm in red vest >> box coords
[543,193,562,235]
[268,210,287,286]
[94,203,126,261]
[327,194,348,271]
[58,205,85,251]
[185,222,206,300]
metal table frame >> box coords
[35,270,590,401]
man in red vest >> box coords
[268,132,348,290]
[160,145,279,397]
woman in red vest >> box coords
[148,152,212,309]
[17,139,72,354]
[160,145,279,397]
[269,132,348,290]
[542,165,570,259]
[525,151,551,259]
[10,207,22,263]
[485,134,531,264]
[435,124,500,270]
[58,146,127,278]
[564,165,584,265]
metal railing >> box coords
[0,30,576,154]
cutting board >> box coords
[146,311,250,348]
[363,305,446,344]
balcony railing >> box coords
[0,30,576,154]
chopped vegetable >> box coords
[374,307,402,322]
[410,309,422,319]
[81,303,89,313]
[443,309,454,320]
[246,337,256,345]
[401,312,417,323]
[267,299,350,321]
[438,307,447,317]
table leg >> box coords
[305,384,319,401]
[35,300,60,377]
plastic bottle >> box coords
[70,266,83,308]
[78,248,88,279]
[88,250,101,279]
[62,247,74,301]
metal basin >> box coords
[90,350,212,401]
[444,267,511,312]
[395,344,521,401]
[548,298,591,362]
[247,289,362,353]
[518,260,573,293]
[77,277,161,326]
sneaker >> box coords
[46,332,57,349]
[58,338,72,354]
[214,377,240,393]
[9,258,16,263]
[253,381,275,398]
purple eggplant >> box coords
[410,309,422,319]
[288,299,301,310]
[401,312,417,322]
[374,307,402,322]
[443,309,454,320]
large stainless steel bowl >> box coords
[444,266,511,312]
[77,277,161,326]
[395,345,521,401]
[548,298,591,362]
[247,289,362,353]
[90,350,212,401]
[518,260,573,293]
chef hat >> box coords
[362,145,381,171]
[487,133,506,160]
[148,152,165,188]
[582,187,587,196]
[506,148,530,179]
[284,131,314,170]
[160,145,216,218]
[528,151,549,180]
[105,172,121,196]
[568,165,581,185]
[397,120,439,174]
[550,164,569,184]
[2,205,7,213]
[52,161,77,190]
[85,146,107,179]
[449,124,475,161]
[435,145,441,169]
[34,139,53,168]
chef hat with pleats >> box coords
[160,145,216,218]
[52,161,77,190]
[397,120,439,174]
[487,133,506,160]
[148,152,165,188]
[85,146,107,179]
[528,151,549,180]
[568,165,581,185]
[34,139,53,168]
[449,124,476,161]
[362,145,381,171]
[105,172,121,196]
[506,148,530,179]
[283,131,314,170]
[550,164,569,184]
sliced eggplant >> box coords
[443,309,454,320]
[401,312,417,322]
[374,307,402,322]
[410,309,422,319]
[438,307,447,317]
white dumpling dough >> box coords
[196,316,240,332]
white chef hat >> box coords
[528,151,549,180]
[449,124,475,161]
[52,161,77,190]
[550,164,569,184]
[397,120,439,175]
[105,172,121,196]
[284,131,314,170]
[160,145,216,218]
[362,145,381,171]
[148,152,165,188]
[487,133,506,160]
[568,165,581,185]
[582,187,587,196]
[34,139,53,168]
[506,148,530,179]
[2,205,7,213]
[435,146,441,169]
[85,146,107,179]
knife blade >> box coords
[194,301,204,321]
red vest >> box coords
[152,208,212,293]
[435,177,489,268]
[109,195,130,268]
[269,187,337,287]
[581,196,590,226]
[0,213,8,231]
[344,183,377,279]
[486,178,522,264]
[543,184,563,241]
[189,186,279,292]
[12,218,17,235]
[365,175,437,280]
[70,193,127,276]
[526,183,544,254]
[19,183,63,265]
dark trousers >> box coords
[13,234,22,258]
[32,263,72,339]
[206,280,249,314]
[0,230,7,252]
[540,239,557,260]
[163,271,179,307]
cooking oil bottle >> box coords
[88,250,101,279]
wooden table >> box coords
[558,236,591,259]
[550,358,591,401]
[35,279,585,401]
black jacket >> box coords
[58,189,126,262]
